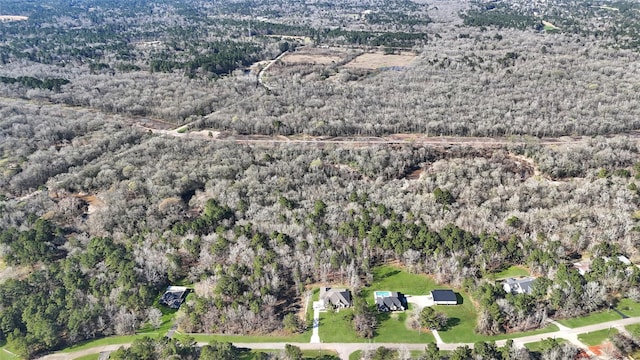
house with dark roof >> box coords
[320,287,352,309]
[159,286,188,309]
[374,291,406,312]
[503,278,535,295]
[431,289,458,305]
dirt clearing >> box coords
[281,48,348,65]
[343,52,417,69]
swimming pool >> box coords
[374,291,392,298]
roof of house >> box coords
[504,277,535,294]
[320,287,352,306]
[431,289,457,302]
[160,286,189,309]
[376,296,403,309]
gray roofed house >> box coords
[374,291,405,312]
[320,287,352,308]
[503,278,535,295]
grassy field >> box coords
[319,308,361,343]
[361,266,439,299]
[524,338,566,352]
[492,266,529,280]
[578,328,618,346]
[0,348,19,360]
[61,334,156,353]
[557,298,640,328]
[374,307,435,343]
[179,332,312,343]
[239,349,338,360]
[349,350,362,360]
[73,354,99,360]
[436,294,558,343]
[615,298,640,316]
[627,323,640,337]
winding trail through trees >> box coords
[35,316,640,360]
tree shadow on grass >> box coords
[441,317,460,331]
[374,269,400,282]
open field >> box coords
[558,299,640,328]
[72,355,99,360]
[343,52,416,69]
[281,48,350,65]
[578,328,618,346]
[176,332,312,343]
[524,338,566,352]
[0,16,28,22]
[493,266,530,280]
[240,349,338,360]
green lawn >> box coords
[374,308,435,343]
[318,308,360,342]
[492,266,529,280]
[557,311,620,328]
[557,299,640,328]
[177,332,311,343]
[0,348,19,360]
[436,294,558,343]
[524,338,566,352]
[61,334,156,353]
[349,350,362,360]
[73,354,100,360]
[578,328,618,346]
[239,349,338,360]
[615,298,640,317]
[626,323,640,337]
[361,266,440,300]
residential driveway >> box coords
[311,301,322,343]
[406,295,433,308]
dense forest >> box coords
[1,0,640,359]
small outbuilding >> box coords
[431,289,458,305]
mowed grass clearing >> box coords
[73,354,100,360]
[492,266,529,280]
[239,349,338,360]
[557,298,640,328]
[578,328,618,346]
[524,338,566,352]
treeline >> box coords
[149,41,262,77]
[0,76,69,91]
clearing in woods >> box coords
[280,48,350,65]
[542,21,559,30]
[343,52,417,69]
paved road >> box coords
[36,316,640,360]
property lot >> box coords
[343,52,416,69]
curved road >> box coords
[37,316,640,360]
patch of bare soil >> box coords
[0,15,28,21]
[405,167,425,180]
[343,52,417,69]
[76,194,105,215]
[281,47,351,65]
[0,262,32,284]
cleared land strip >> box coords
[35,316,640,360]
[2,95,640,149]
